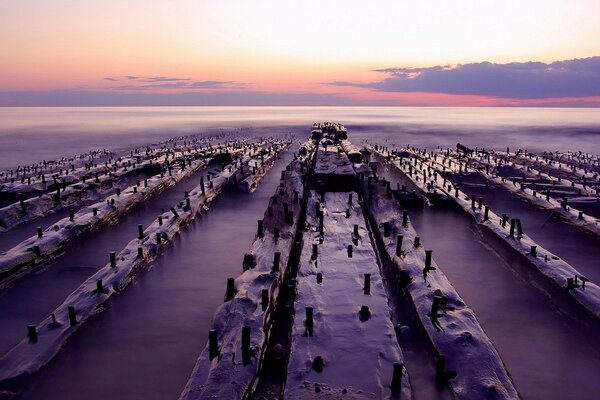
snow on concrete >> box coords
[0,140,290,384]
[363,174,520,400]
[375,146,600,322]
[284,190,412,400]
[179,146,312,400]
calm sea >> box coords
[1,106,599,170]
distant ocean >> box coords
[1,106,599,170]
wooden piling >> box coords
[261,289,269,311]
[242,325,251,365]
[272,252,281,272]
[68,306,77,326]
[209,329,219,360]
[364,273,371,295]
[396,235,403,257]
[225,278,235,301]
[391,363,403,393]
[305,307,314,337]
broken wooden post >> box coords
[364,273,371,295]
[225,278,235,301]
[257,220,264,238]
[68,306,77,326]
[319,212,324,234]
[530,245,537,257]
[359,305,370,321]
[425,250,434,271]
[435,354,446,384]
[347,245,353,258]
[138,224,144,239]
[396,235,403,257]
[109,252,116,267]
[353,224,359,237]
[414,236,420,247]
[261,289,269,311]
[391,363,403,393]
[36,226,43,238]
[402,210,408,227]
[272,252,281,272]
[156,232,162,244]
[383,221,390,237]
[316,272,323,284]
[137,247,143,258]
[27,325,37,342]
[516,218,523,236]
[18,194,26,213]
[209,329,219,360]
[242,325,251,365]
[305,307,314,336]
[170,207,179,218]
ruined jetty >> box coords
[181,124,519,400]
[3,122,599,399]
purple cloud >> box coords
[327,57,600,99]
[104,75,191,83]
[0,90,369,106]
[108,78,245,91]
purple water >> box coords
[18,150,295,400]
[376,161,600,400]
[1,107,600,399]
[1,107,599,171]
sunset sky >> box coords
[1,0,599,106]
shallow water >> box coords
[1,107,600,399]
[409,206,600,400]
[0,168,209,355]
[456,175,600,283]
[18,150,294,400]
[377,160,600,400]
